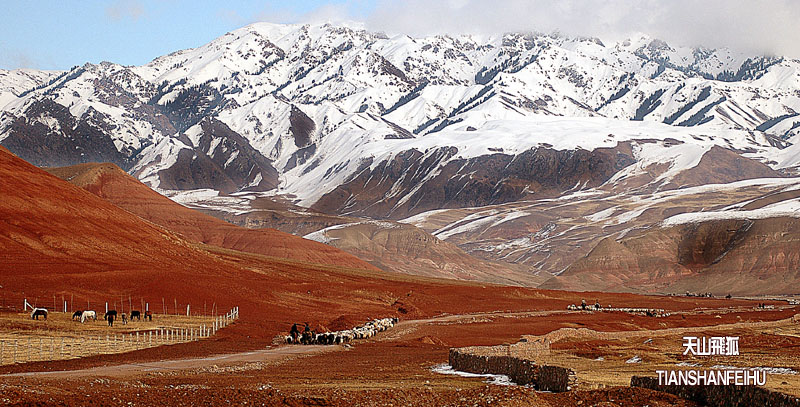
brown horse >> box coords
[104,310,117,327]
[144,310,153,321]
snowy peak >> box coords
[2,22,800,204]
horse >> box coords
[301,330,314,345]
[144,310,152,321]
[81,310,97,323]
[130,310,141,321]
[289,323,301,344]
[72,310,84,320]
[121,313,128,325]
[30,308,48,320]
[104,310,117,327]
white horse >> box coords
[81,310,97,323]
[30,308,48,320]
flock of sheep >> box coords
[285,317,399,345]
[566,302,669,317]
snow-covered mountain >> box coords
[2,23,800,211]
[5,21,800,292]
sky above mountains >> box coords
[1,0,798,70]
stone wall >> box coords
[631,376,800,407]
[448,348,573,392]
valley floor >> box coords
[1,301,797,406]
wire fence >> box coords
[0,292,234,319]
[0,307,239,366]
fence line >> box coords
[0,307,239,366]
[0,293,234,319]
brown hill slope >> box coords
[45,162,378,271]
[48,162,540,285]
[543,217,800,295]
[182,196,543,286]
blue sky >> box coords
[0,0,376,70]
[2,0,799,70]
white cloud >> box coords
[0,43,41,69]
[105,0,145,22]
[331,0,800,58]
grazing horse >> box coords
[121,313,128,325]
[104,310,117,327]
[81,310,97,323]
[130,310,141,321]
[72,310,84,320]
[31,308,48,320]
[144,310,152,321]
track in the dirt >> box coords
[3,345,333,379]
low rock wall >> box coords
[448,348,573,392]
[631,376,800,407]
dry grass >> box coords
[515,316,800,396]
[0,311,224,365]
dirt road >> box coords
[3,344,333,379]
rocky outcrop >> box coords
[1,99,135,169]
[138,118,279,194]
[313,144,635,219]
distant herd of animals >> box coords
[566,300,669,317]
[285,317,398,345]
[29,308,152,326]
